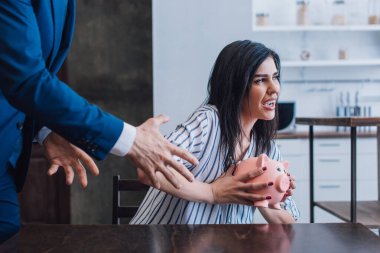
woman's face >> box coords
[241,57,280,123]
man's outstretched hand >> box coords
[43,132,99,188]
[127,115,198,189]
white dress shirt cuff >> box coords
[35,127,52,145]
[110,122,136,156]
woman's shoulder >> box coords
[185,104,219,125]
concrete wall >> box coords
[67,0,152,224]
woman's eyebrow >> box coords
[254,72,278,77]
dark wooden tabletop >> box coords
[296,117,380,127]
[1,223,379,253]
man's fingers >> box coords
[79,150,99,176]
[74,161,88,188]
[63,166,74,185]
[47,164,59,176]
[142,167,161,189]
[170,145,199,166]
[152,114,170,126]
[165,157,194,182]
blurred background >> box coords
[19,0,380,225]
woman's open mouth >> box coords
[262,99,276,110]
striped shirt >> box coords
[130,105,300,224]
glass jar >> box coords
[331,0,346,25]
[368,0,380,24]
[256,13,269,26]
[296,1,309,26]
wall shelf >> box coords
[282,59,380,67]
[252,25,380,32]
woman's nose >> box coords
[268,80,280,94]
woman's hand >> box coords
[43,132,99,188]
[282,173,296,202]
[210,165,271,205]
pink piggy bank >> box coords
[235,154,290,210]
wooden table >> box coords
[1,223,379,253]
[296,117,380,228]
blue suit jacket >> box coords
[0,0,124,192]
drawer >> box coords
[314,154,377,181]
[314,155,350,180]
[315,181,350,201]
[314,180,377,201]
[315,139,349,155]
[357,154,378,181]
[275,139,309,156]
[315,138,377,155]
[285,155,309,181]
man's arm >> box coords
[0,0,198,188]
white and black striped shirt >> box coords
[130,105,300,224]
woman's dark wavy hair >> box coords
[206,40,280,169]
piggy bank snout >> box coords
[275,175,290,193]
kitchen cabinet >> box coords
[296,117,380,229]
[253,135,378,224]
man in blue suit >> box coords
[0,0,197,242]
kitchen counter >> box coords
[278,116,380,139]
[277,131,377,139]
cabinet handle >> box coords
[319,185,340,189]
[318,159,341,163]
[318,143,340,147]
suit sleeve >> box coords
[0,0,123,160]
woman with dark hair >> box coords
[130,40,299,224]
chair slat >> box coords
[118,179,149,191]
[117,206,140,218]
[112,175,149,224]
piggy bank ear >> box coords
[282,161,289,169]
[257,154,269,168]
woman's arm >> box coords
[258,207,295,224]
[137,165,271,205]
[257,175,298,224]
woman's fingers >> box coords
[235,167,266,182]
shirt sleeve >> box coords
[35,127,52,145]
[35,123,135,156]
[109,122,136,156]
[165,109,210,170]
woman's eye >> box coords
[273,75,280,81]
[254,78,264,84]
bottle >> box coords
[296,1,309,26]
[368,0,380,24]
[256,13,269,26]
[331,0,346,25]
[338,48,348,60]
